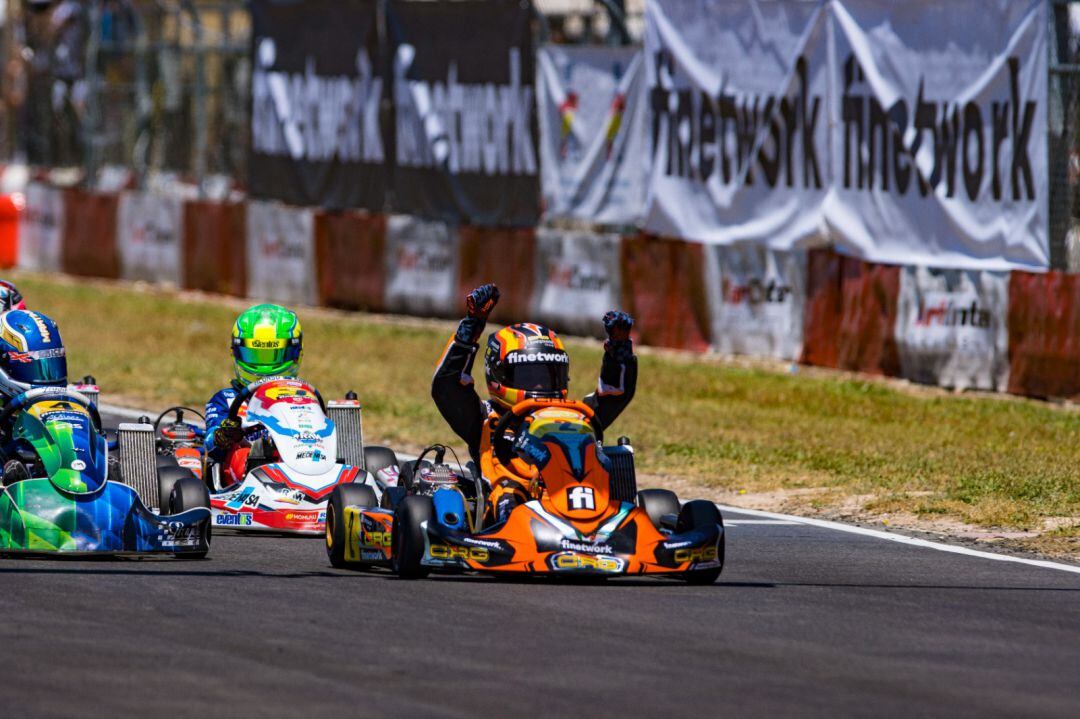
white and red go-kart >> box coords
[206,377,391,535]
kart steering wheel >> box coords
[227,377,327,423]
[491,399,599,467]
[153,406,206,434]
[0,387,104,437]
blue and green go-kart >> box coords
[0,387,211,557]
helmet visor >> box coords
[7,348,67,385]
[504,362,569,395]
[233,338,301,369]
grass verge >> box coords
[13,271,1080,557]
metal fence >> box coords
[1050,0,1080,270]
[1,0,248,190]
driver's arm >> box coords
[584,311,637,432]
[431,334,486,462]
[431,284,500,462]
[203,388,236,460]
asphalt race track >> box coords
[2,410,1078,717]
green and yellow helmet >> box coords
[231,304,303,385]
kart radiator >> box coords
[117,423,158,510]
[603,444,638,503]
[328,400,365,469]
[70,383,99,407]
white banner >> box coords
[644,0,1049,271]
[537,45,648,225]
[116,191,183,285]
[18,182,65,272]
[245,201,317,305]
[895,266,1010,392]
[705,245,806,361]
[532,229,622,336]
[384,215,459,317]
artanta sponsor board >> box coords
[117,191,183,285]
[644,0,1049,271]
[246,201,317,306]
[19,182,64,272]
[249,0,385,210]
[705,245,807,361]
[532,229,622,336]
[384,214,459,317]
[537,45,648,225]
[895,266,1010,391]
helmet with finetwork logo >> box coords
[484,323,569,409]
[0,310,67,386]
[231,304,302,385]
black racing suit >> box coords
[431,334,637,469]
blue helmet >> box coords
[0,310,67,386]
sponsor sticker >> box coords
[215,513,254,527]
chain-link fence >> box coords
[0,0,248,190]
[1050,0,1080,270]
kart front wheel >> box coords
[364,446,400,476]
[676,500,724,585]
[636,489,680,531]
[392,495,434,579]
[326,484,379,569]
[168,476,211,559]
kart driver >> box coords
[0,280,26,314]
[0,309,67,398]
[205,303,303,487]
[431,283,636,523]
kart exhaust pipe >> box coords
[116,422,158,510]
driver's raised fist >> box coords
[602,310,634,341]
[465,283,500,321]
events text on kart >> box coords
[0,386,210,557]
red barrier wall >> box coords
[314,211,386,312]
[620,234,710,352]
[801,249,900,376]
[61,189,120,279]
[458,226,536,323]
[1007,271,1080,399]
[182,200,247,297]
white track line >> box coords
[99,402,205,426]
[98,403,1080,576]
[725,520,800,526]
[717,503,1080,576]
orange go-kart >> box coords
[324,399,725,583]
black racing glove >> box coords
[455,283,500,344]
[602,310,635,363]
[213,417,244,449]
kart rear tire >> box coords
[158,466,198,515]
[636,489,680,531]
[676,500,724,585]
[392,495,434,579]
[326,483,379,569]
[364,445,399,476]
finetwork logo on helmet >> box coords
[507,352,569,364]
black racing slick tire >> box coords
[326,483,379,569]
[363,446,399,476]
[392,495,434,579]
[168,476,212,560]
[158,466,198,515]
[676,500,724,585]
[636,489,681,531]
